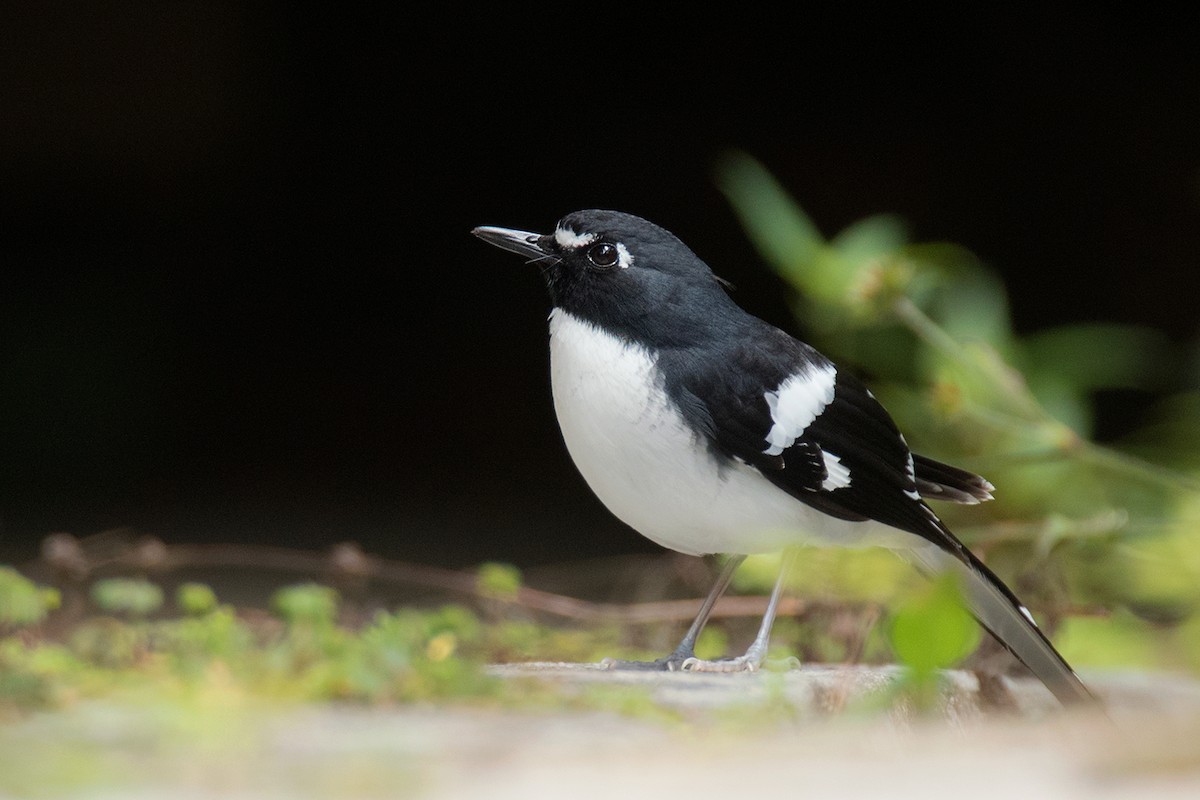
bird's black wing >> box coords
[778,367,951,541]
[668,329,947,545]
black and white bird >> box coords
[473,209,1093,707]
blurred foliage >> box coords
[271,583,339,625]
[0,567,662,719]
[176,582,219,616]
[0,566,60,629]
[475,561,523,601]
[737,549,915,604]
[90,578,164,618]
[887,574,982,706]
[715,152,1200,678]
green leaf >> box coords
[714,151,825,275]
[831,213,908,262]
[929,269,1013,352]
[1025,373,1094,437]
[887,572,981,677]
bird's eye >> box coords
[586,242,619,268]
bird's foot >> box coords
[601,650,800,673]
[678,654,764,673]
[677,652,801,673]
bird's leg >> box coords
[681,548,799,673]
[660,554,747,669]
[601,554,745,671]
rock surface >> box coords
[3,664,1199,799]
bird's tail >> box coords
[904,543,1096,707]
[912,454,995,504]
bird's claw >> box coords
[679,655,762,673]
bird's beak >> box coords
[472,226,553,261]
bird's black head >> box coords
[473,210,740,346]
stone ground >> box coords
[3,663,1200,799]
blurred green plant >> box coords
[90,578,163,618]
[0,567,59,629]
[271,583,339,626]
[475,561,523,601]
[176,582,219,616]
[0,565,660,719]
[715,152,1200,676]
[887,573,982,705]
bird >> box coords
[472,209,1094,707]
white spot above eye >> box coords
[615,242,634,269]
[821,450,852,491]
[555,227,597,250]
[763,364,837,456]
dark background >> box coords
[3,7,1198,567]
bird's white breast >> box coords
[547,309,904,555]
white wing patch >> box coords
[762,364,837,456]
[903,453,921,500]
[820,450,852,491]
[554,227,597,250]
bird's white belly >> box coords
[547,310,905,555]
